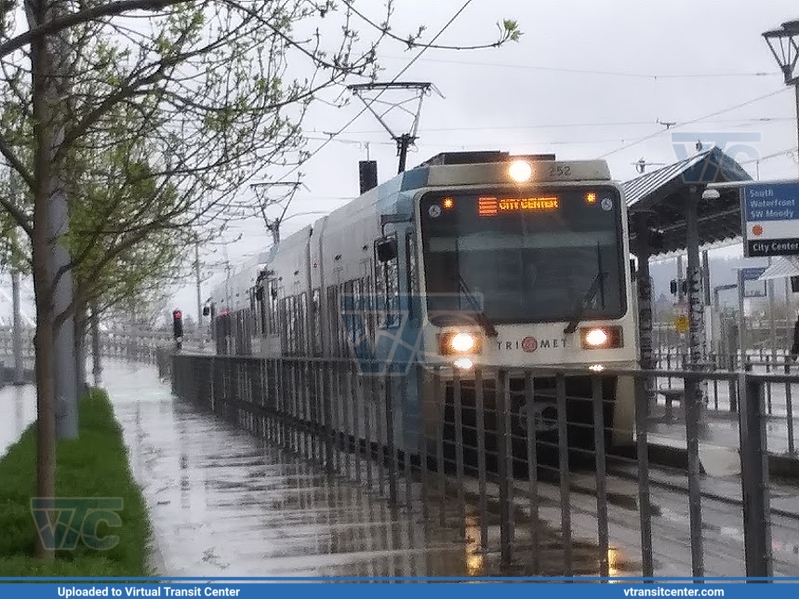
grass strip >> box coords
[0,388,153,577]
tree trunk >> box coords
[27,0,65,561]
[74,308,88,397]
[91,304,103,386]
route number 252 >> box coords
[548,165,572,177]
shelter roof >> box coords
[759,256,799,280]
[623,146,753,256]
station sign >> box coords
[740,266,767,298]
[741,181,799,257]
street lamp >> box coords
[763,19,799,174]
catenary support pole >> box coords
[634,213,656,409]
[195,239,203,334]
[686,188,707,404]
[795,81,799,177]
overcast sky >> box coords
[158,1,799,320]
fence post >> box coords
[496,368,513,566]
[683,375,704,580]
[738,375,773,580]
[384,369,398,505]
[728,355,738,413]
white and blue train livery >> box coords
[207,151,639,455]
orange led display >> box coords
[586,192,597,204]
[443,198,454,209]
[478,196,559,216]
[478,196,499,216]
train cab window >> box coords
[311,288,322,356]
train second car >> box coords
[207,151,639,458]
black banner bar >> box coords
[747,237,799,257]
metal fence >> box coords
[651,348,798,457]
[167,352,798,580]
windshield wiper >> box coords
[458,274,498,337]
[563,270,607,335]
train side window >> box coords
[256,286,267,336]
[374,255,387,328]
[278,297,288,353]
[311,288,322,356]
[406,231,418,318]
[364,274,374,347]
[298,292,308,355]
[249,290,258,333]
[268,280,279,334]
[289,295,298,355]
[339,281,351,355]
[326,285,340,357]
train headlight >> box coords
[454,357,474,370]
[580,326,623,350]
[585,328,608,346]
[451,332,476,352]
[438,331,483,355]
[508,159,533,183]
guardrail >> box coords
[167,353,793,579]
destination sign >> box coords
[742,181,799,257]
[478,196,559,217]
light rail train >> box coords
[206,151,640,455]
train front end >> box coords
[410,157,638,452]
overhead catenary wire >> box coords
[342,116,796,136]
[378,55,783,80]
[270,0,478,218]
[599,87,792,158]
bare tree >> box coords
[0,0,520,559]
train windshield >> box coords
[418,188,626,325]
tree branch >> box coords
[0,0,196,59]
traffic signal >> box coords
[669,279,688,295]
[172,309,183,339]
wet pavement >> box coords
[3,358,799,579]
[103,360,616,578]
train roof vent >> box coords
[416,151,556,167]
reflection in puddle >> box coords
[104,359,640,579]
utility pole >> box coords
[346,82,443,174]
[250,181,303,246]
[195,238,202,333]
